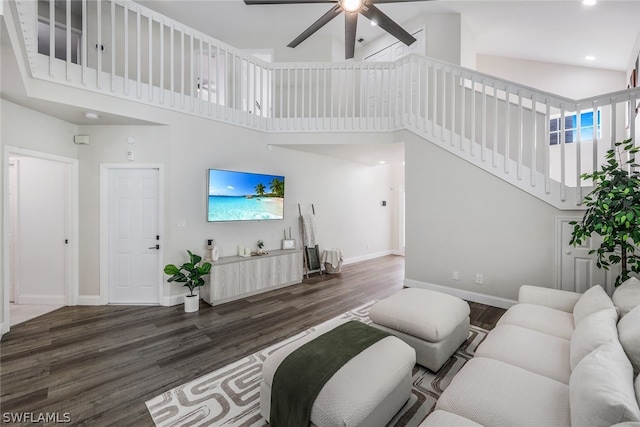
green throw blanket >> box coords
[270,321,391,427]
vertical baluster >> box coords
[82,0,88,85]
[232,52,236,122]
[294,66,298,129]
[450,69,456,146]
[431,66,437,136]
[415,63,421,130]
[189,34,194,112]
[287,68,291,129]
[402,60,407,127]
[592,102,598,175]
[323,66,328,130]
[517,92,523,180]
[460,74,466,151]
[207,41,212,116]
[530,94,537,187]
[311,65,315,129]
[49,0,55,77]
[110,0,115,91]
[365,64,370,127]
[94,0,103,88]
[493,84,498,167]
[330,66,335,129]
[610,97,617,148]
[576,104,582,200]
[315,65,320,130]
[198,37,204,113]
[560,106,567,201]
[136,8,141,98]
[149,15,154,101]
[300,64,305,129]
[441,66,446,142]
[215,45,220,118]
[409,59,414,126]
[470,77,476,156]
[423,63,428,133]
[180,29,184,109]
[352,63,357,129]
[66,0,71,80]
[280,68,284,129]
[544,102,551,194]
[170,24,175,107]
[160,19,164,105]
[481,80,487,161]
[374,63,379,129]
[504,88,510,173]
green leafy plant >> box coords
[570,138,640,286]
[164,250,212,297]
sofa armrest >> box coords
[518,285,581,313]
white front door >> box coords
[8,161,18,302]
[108,168,160,304]
[558,217,606,293]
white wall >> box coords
[477,54,627,98]
[76,116,400,300]
[402,130,583,304]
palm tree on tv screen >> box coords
[255,183,266,196]
[270,178,284,197]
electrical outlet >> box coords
[475,274,484,285]
[453,271,459,280]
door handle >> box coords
[149,244,160,250]
[565,250,571,255]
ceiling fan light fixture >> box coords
[342,0,362,13]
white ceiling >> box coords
[137,0,640,71]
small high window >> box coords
[550,110,601,145]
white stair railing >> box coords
[9,0,640,209]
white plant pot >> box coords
[184,295,199,313]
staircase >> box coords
[7,0,640,210]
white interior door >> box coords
[108,168,160,304]
[558,217,606,293]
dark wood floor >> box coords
[0,255,505,426]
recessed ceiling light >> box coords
[378,160,386,164]
[84,112,99,120]
[583,0,597,5]
[585,55,596,61]
[371,21,378,26]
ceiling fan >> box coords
[243,0,432,59]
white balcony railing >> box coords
[10,0,640,209]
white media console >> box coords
[201,249,303,306]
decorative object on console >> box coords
[204,239,214,262]
[570,139,640,286]
[257,239,265,254]
[163,250,212,313]
[282,227,296,250]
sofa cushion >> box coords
[436,357,570,427]
[475,324,571,384]
[618,304,640,375]
[419,410,483,427]
[570,340,640,427]
[496,303,574,339]
[613,277,640,318]
[573,285,616,325]
[570,307,619,370]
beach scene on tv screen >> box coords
[208,169,284,221]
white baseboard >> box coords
[404,279,517,309]
[76,295,103,305]
[343,250,395,266]
[16,294,66,305]
[164,294,187,307]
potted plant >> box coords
[164,250,212,312]
[570,139,640,287]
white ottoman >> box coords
[260,317,416,427]
[369,288,470,372]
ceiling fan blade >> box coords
[345,11,358,59]
[360,4,416,46]
[288,4,342,48]
[245,0,336,4]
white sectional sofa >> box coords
[420,279,640,427]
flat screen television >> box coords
[207,169,285,222]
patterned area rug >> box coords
[146,301,488,426]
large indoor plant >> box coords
[570,138,640,287]
[164,250,212,312]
